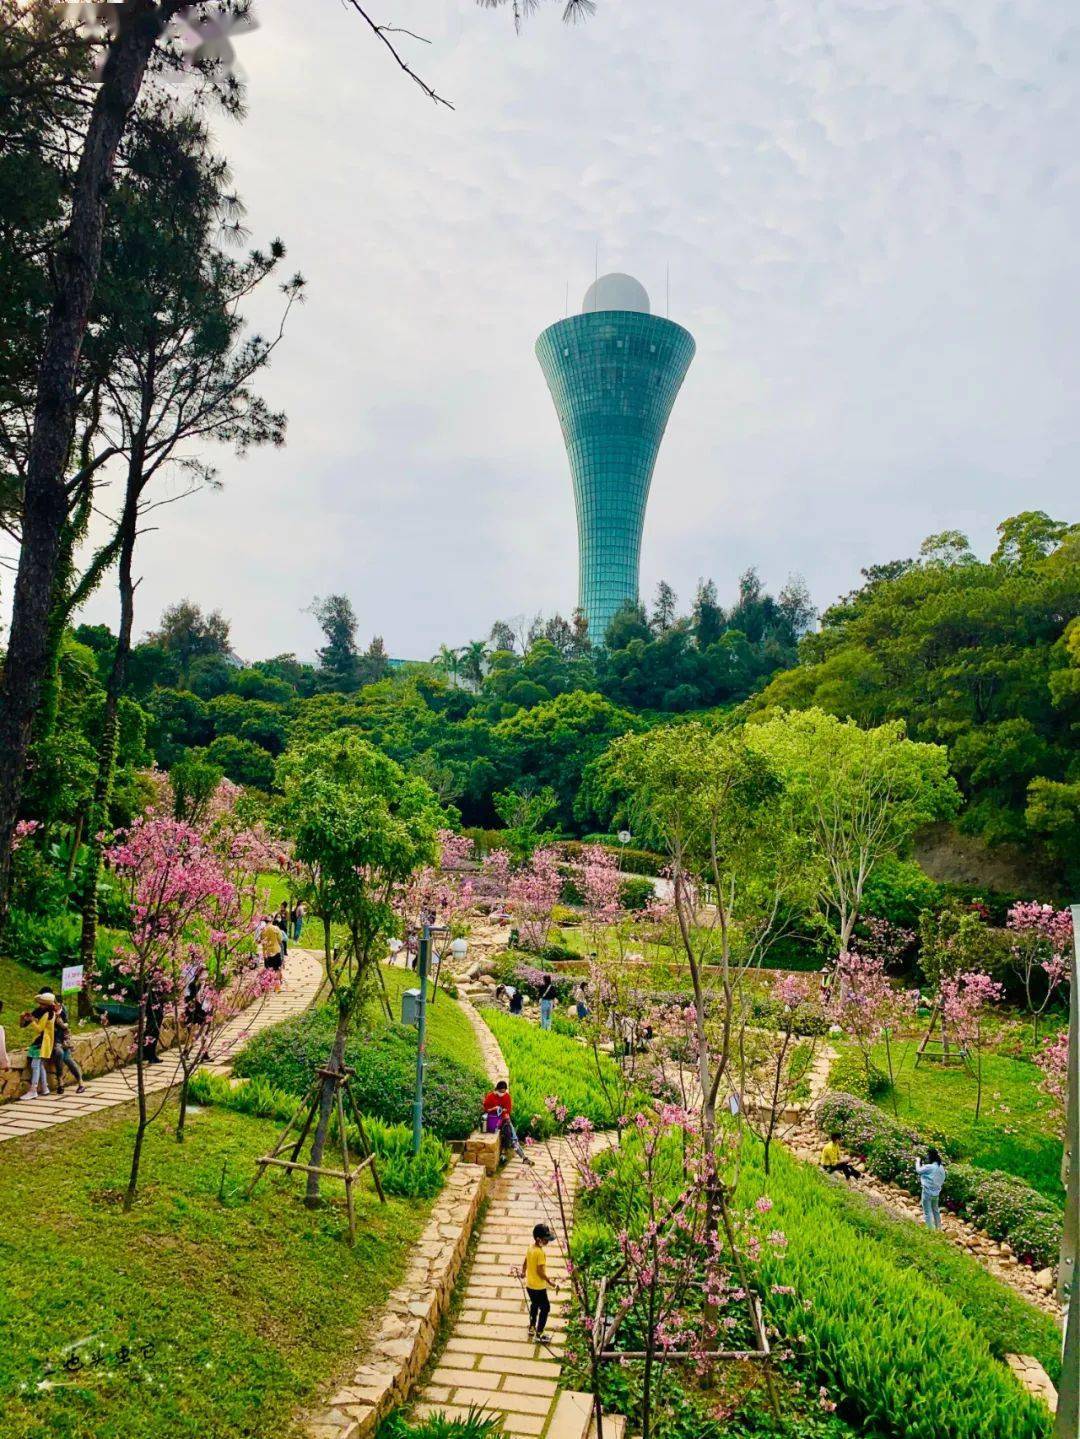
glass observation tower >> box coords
[535,272,695,645]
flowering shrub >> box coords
[1034,1029,1067,1118]
[817,1091,1061,1267]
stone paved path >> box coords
[414,1141,581,1438]
[0,946,323,1144]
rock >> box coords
[1035,1267,1055,1293]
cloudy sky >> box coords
[77,0,1080,661]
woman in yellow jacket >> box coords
[20,991,56,1098]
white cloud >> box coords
[65,0,1080,660]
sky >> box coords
[76,0,1080,662]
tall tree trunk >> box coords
[80,468,139,976]
[0,5,165,921]
[124,991,149,1211]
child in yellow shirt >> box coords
[820,1133,859,1181]
[521,1223,558,1341]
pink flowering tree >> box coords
[393,829,475,993]
[738,973,823,1174]
[1034,1029,1068,1125]
[166,821,281,1141]
[106,816,234,1208]
[508,845,563,952]
[940,970,1004,1120]
[827,951,918,1113]
[537,1103,777,1439]
[1006,902,1073,1041]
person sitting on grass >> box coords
[820,1132,859,1181]
[915,1147,947,1230]
[522,1223,558,1342]
[482,1079,533,1166]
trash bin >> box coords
[401,988,422,1026]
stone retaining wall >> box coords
[1,1016,182,1102]
[304,1159,487,1439]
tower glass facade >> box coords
[536,292,695,645]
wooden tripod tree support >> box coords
[247,1064,385,1244]
[915,1002,968,1068]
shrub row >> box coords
[825,1048,889,1100]
[187,1070,451,1198]
[557,840,666,877]
[233,1005,488,1141]
[817,1091,1062,1267]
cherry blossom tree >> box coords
[1034,1029,1068,1122]
[827,951,918,1112]
[508,845,563,952]
[106,815,233,1207]
[738,973,823,1174]
[940,970,1004,1120]
[1006,902,1073,1041]
[538,1103,776,1439]
[168,819,279,1141]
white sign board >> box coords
[61,964,85,994]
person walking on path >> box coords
[260,915,285,985]
[276,902,291,956]
[522,1222,558,1341]
[19,991,56,1097]
[291,901,305,943]
[51,1000,86,1095]
[820,1133,859,1181]
[574,980,589,1021]
[482,1079,533,1166]
[538,974,557,1030]
[915,1147,947,1229]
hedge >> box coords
[558,840,666,877]
[817,1091,1062,1267]
[187,1070,451,1198]
[233,1005,488,1141]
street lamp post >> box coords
[411,923,436,1156]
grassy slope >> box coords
[483,1009,627,1136]
[865,1037,1064,1205]
[0,1101,431,1439]
[378,966,485,1075]
[738,1144,1059,1438]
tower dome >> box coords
[581,272,650,315]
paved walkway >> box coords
[414,1142,582,1438]
[0,946,324,1144]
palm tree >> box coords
[431,644,462,688]
[459,640,489,690]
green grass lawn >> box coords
[483,1009,632,1136]
[865,1038,1065,1205]
[0,1100,431,1439]
[376,965,485,1075]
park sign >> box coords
[61,964,85,998]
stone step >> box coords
[589,1413,626,1439]
[548,1390,594,1439]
